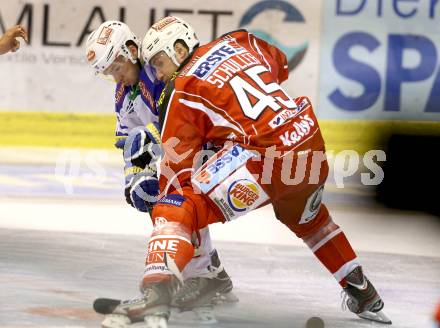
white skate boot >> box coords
[342,266,392,324]
[94,280,174,328]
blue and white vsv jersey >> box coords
[114,64,164,147]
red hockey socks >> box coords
[302,218,360,287]
[142,221,194,286]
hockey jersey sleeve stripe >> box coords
[178,98,244,135]
[176,91,246,136]
[252,36,271,73]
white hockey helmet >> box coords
[141,16,199,66]
[85,20,139,74]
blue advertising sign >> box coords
[318,0,440,120]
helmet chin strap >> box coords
[128,56,137,65]
[170,52,180,67]
[125,49,138,65]
[120,44,138,65]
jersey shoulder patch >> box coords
[158,194,186,207]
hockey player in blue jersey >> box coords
[85,21,236,325]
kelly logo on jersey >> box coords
[227,179,260,212]
[279,114,316,147]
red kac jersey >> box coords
[159,30,325,195]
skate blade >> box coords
[101,314,131,328]
[193,306,218,325]
[358,309,392,324]
[143,315,168,328]
[101,314,168,328]
[212,291,239,306]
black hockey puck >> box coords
[305,316,325,328]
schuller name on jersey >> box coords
[186,39,261,89]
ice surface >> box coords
[1,156,439,327]
[0,229,438,328]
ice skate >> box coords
[342,266,392,325]
[94,280,174,328]
[172,250,237,310]
[171,250,238,324]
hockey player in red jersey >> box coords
[85,21,236,326]
[95,16,391,327]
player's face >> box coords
[104,55,140,86]
[150,51,178,83]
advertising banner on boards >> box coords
[0,0,321,114]
[0,0,439,122]
[319,0,440,121]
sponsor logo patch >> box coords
[154,216,168,229]
[192,144,256,194]
[205,164,270,221]
[152,17,177,31]
[188,41,247,80]
[97,26,113,45]
[213,197,235,218]
[269,108,298,128]
[299,186,324,224]
[158,194,185,207]
[297,98,309,112]
[146,237,180,264]
[139,80,155,110]
[227,179,260,212]
[115,83,125,104]
[279,114,316,147]
[87,50,96,62]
